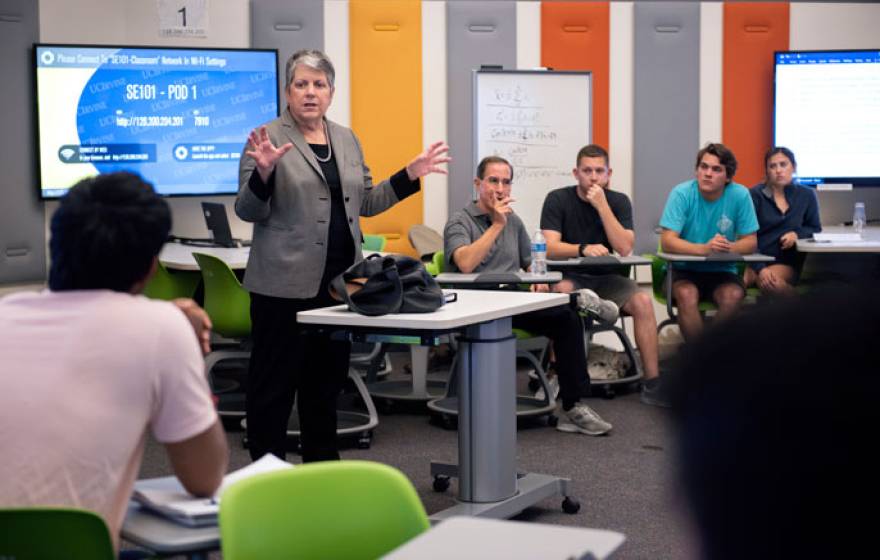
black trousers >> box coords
[246,291,351,462]
[512,303,590,407]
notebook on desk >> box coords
[132,454,293,527]
[813,232,863,243]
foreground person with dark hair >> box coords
[672,285,877,559]
[0,172,228,553]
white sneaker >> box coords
[575,289,619,323]
[556,402,612,436]
[534,376,560,401]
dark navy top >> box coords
[749,183,821,271]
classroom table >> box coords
[796,225,880,253]
[796,226,880,284]
[380,516,625,560]
[298,289,581,521]
[547,254,652,268]
[159,242,250,271]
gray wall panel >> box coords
[0,1,45,284]
[251,0,324,104]
[446,1,517,215]
[633,2,700,255]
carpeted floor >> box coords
[135,343,695,559]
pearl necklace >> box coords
[312,120,332,163]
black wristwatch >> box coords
[578,243,587,257]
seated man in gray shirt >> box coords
[443,156,612,436]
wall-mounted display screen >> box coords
[34,44,278,199]
[774,49,880,187]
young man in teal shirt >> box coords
[659,143,759,340]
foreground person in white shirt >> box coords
[0,172,228,552]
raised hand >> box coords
[245,125,293,181]
[406,141,451,180]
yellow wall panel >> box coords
[350,0,422,256]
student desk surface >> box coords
[381,516,625,560]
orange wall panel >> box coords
[350,0,422,255]
[541,1,610,151]
[723,2,789,187]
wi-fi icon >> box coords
[60,147,77,161]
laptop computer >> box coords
[201,202,237,248]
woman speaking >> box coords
[236,49,449,462]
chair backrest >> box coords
[192,252,251,338]
[0,508,115,560]
[407,224,443,260]
[142,260,200,301]
[362,233,387,252]
[219,460,429,560]
[425,249,445,276]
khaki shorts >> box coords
[564,273,639,308]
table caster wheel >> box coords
[377,399,394,415]
[562,496,581,514]
[357,432,372,449]
[440,414,456,431]
[433,475,451,493]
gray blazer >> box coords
[235,110,408,299]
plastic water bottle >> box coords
[531,229,547,275]
[853,202,866,237]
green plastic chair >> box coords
[192,253,251,410]
[219,460,429,560]
[647,252,752,336]
[0,507,115,560]
[192,253,251,338]
[142,260,200,301]
[362,233,387,252]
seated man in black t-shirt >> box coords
[541,144,667,407]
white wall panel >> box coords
[422,1,448,232]
[699,1,722,146]
[324,0,350,127]
[609,1,634,201]
[791,3,880,50]
[123,0,248,47]
[39,0,125,43]
[516,1,540,70]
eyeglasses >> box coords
[483,176,512,186]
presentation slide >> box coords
[774,50,880,185]
[35,45,278,198]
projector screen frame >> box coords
[773,48,880,189]
[32,43,280,200]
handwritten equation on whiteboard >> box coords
[475,71,591,235]
[484,85,564,180]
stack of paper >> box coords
[132,453,294,526]
[813,233,863,243]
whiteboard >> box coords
[474,70,592,235]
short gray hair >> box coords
[285,49,335,90]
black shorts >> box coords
[663,268,745,303]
